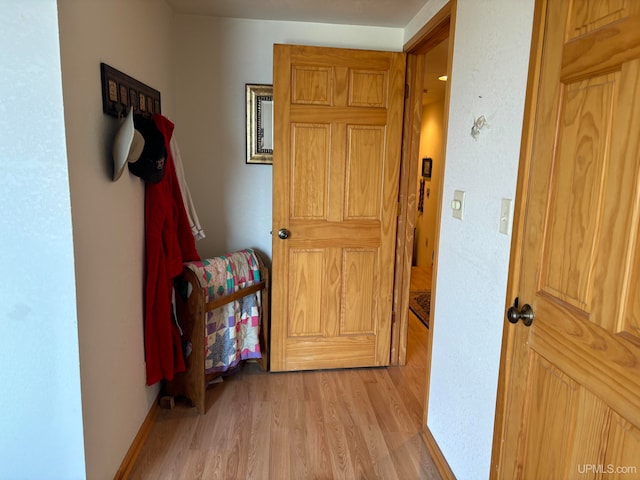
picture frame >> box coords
[100,63,161,118]
[246,84,273,165]
[422,157,433,179]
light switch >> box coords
[500,198,512,235]
[452,190,465,220]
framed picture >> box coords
[422,157,433,179]
[246,84,273,165]
[100,63,161,118]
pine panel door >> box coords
[271,44,406,372]
[496,1,640,478]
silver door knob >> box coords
[506,297,534,326]
[277,228,290,240]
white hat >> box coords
[112,108,145,181]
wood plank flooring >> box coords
[410,265,432,292]
[129,282,438,479]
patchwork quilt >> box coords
[183,248,262,373]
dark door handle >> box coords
[278,228,290,240]
[506,297,534,327]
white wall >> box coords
[57,0,174,477]
[410,1,535,478]
[171,16,403,260]
[0,1,86,478]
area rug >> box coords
[409,290,431,329]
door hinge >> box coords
[405,83,410,99]
[397,201,402,217]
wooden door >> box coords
[271,44,406,372]
[493,1,640,478]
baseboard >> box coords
[114,396,160,480]
[422,426,457,480]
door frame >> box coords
[392,2,456,476]
[392,1,454,365]
[488,0,546,477]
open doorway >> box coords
[392,3,455,471]
[409,37,449,332]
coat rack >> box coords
[100,63,161,118]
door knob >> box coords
[506,297,534,326]
[277,228,290,240]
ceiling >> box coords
[165,0,429,28]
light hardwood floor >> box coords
[129,285,438,479]
[410,265,432,292]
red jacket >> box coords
[144,115,200,385]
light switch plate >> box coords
[500,198,512,235]
[452,190,465,220]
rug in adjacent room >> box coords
[409,290,431,329]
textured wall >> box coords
[0,1,85,477]
[423,1,535,478]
